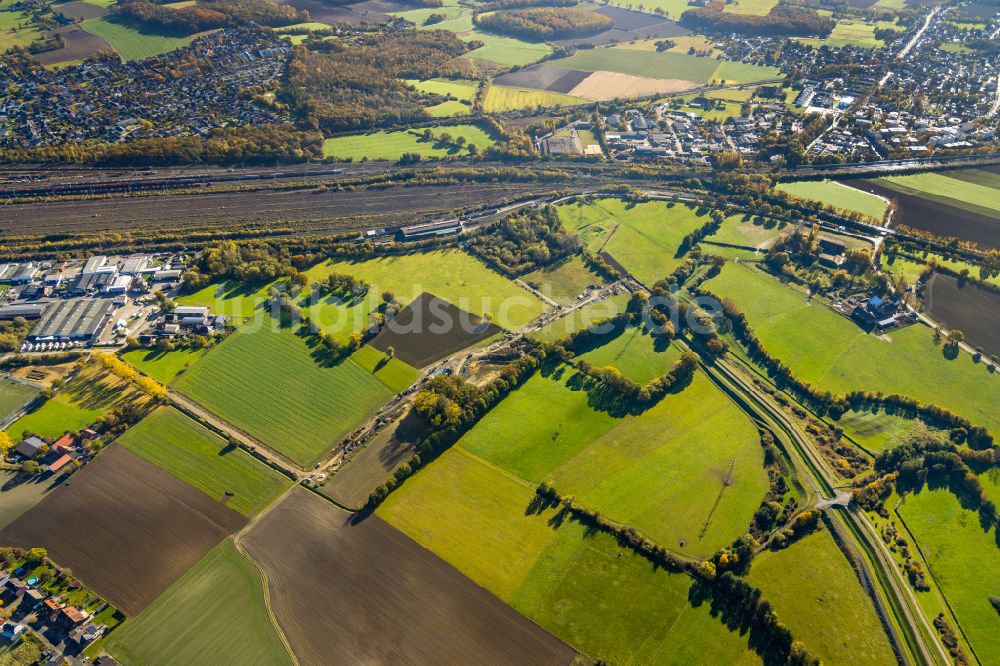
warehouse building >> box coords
[29,298,116,342]
[0,304,47,320]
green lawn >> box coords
[116,407,291,517]
[880,172,1000,216]
[378,446,761,664]
[8,364,144,441]
[462,29,552,67]
[705,263,1000,436]
[121,347,208,385]
[104,539,293,666]
[897,489,1000,664]
[81,16,195,61]
[404,78,478,102]
[456,364,768,559]
[522,256,605,306]
[833,409,938,453]
[557,198,718,285]
[305,249,546,330]
[349,344,419,393]
[704,214,787,250]
[321,124,494,161]
[749,528,896,664]
[713,59,783,83]
[531,294,632,343]
[577,325,683,384]
[425,100,470,117]
[775,180,889,220]
[0,377,37,421]
[176,280,277,319]
[483,85,588,112]
[173,318,392,467]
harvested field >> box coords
[926,274,1000,357]
[241,487,576,666]
[853,178,1000,249]
[569,70,695,99]
[53,1,108,20]
[33,25,113,65]
[323,408,426,508]
[0,470,61,531]
[493,64,591,94]
[0,444,246,616]
[368,292,502,368]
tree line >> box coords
[681,3,834,37]
[112,0,307,35]
[466,205,581,275]
[475,7,613,41]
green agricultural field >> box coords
[305,249,546,330]
[880,172,1000,216]
[897,489,1000,663]
[882,252,1000,289]
[704,214,788,250]
[522,256,605,306]
[723,0,778,14]
[456,365,768,558]
[105,539,293,666]
[577,326,683,384]
[122,347,208,384]
[116,407,291,517]
[749,528,896,664]
[425,100,470,117]
[176,280,276,319]
[81,17,195,61]
[404,78,478,102]
[0,4,43,50]
[603,0,692,19]
[705,262,1000,436]
[0,377,37,421]
[557,198,719,284]
[8,364,146,441]
[462,29,552,67]
[482,85,587,112]
[349,344,419,393]
[833,409,939,453]
[775,179,889,220]
[531,293,632,343]
[173,318,392,467]
[378,447,761,664]
[321,125,494,161]
[713,59,782,83]
[272,21,331,33]
[798,19,900,49]
[556,48,722,83]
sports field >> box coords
[122,346,208,384]
[8,364,146,441]
[173,318,392,467]
[558,198,722,284]
[116,407,291,516]
[749,528,895,664]
[483,85,587,112]
[897,489,1000,663]
[378,446,760,664]
[321,124,494,161]
[775,180,889,220]
[305,249,546,330]
[706,263,1000,435]
[105,539,293,666]
[0,376,37,421]
[81,16,195,61]
[455,365,768,558]
[522,255,605,306]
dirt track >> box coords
[241,488,577,665]
[0,444,246,616]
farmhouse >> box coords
[29,298,116,343]
[851,295,901,331]
[15,437,45,459]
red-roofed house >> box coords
[53,433,76,454]
[47,454,73,473]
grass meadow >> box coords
[176,280,276,319]
[704,214,787,250]
[173,318,392,467]
[881,171,1000,216]
[122,346,208,384]
[104,539,292,666]
[706,262,1000,436]
[530,293,632,343]
[522,255,605,306]
[749,528,896,664]
[775,179,889,220]
[116,407,291,517]
[833,409,938,453]
[577,325,683,384]
[483,85,587,112]
[305,249,546,329]
[404,78,478,101]
[897,488,1000,664]
[8,364,146,441]
[558,198,720,285]
[81,16,195,61]
[321,124,494,161]
[349,344,419,393]
[456,363,768,558]
[378,447,761,664]
[881,253,1000,289]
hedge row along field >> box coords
[116,407,292,517]
[774,179,889,220]
[173,318,393,468]
[705,262,1000,435]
